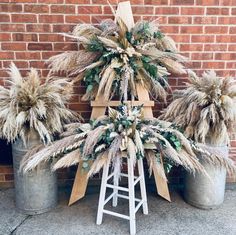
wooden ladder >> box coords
[68,1,171,207]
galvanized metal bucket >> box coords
[184,145,228,209]
[12,132,58,215]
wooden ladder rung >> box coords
[91,100,154,107]
[134,176,142,186]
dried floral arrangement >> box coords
[161,71,236,146]
[21,104,210,179]
[47,18,186,102]
[0,63,77,145]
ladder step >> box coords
[135,200,144,213]
[103,209,130,220]
[117,194,141,202]
[120,173,138,179]
[106,184,129,192]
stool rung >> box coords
[104,192,116,206]
[107,172,114,181]
[106,184,129,192]
[120,173,138,179]
[134,176,142,186]
[117,194,141,203]
[135,200,144,213]
[103,209,130,220]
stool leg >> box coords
[96,159,110,225]
[128,157,136,235]
[138,159,148,215]
[112,166,119,207]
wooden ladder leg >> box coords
[138,159,148,215]
[96,158,110,225]
[128,157,136,235]
[112,165,119,207]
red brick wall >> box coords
[0,0,236,187]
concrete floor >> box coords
[0,188,236,235]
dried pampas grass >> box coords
[161,70,236,146]
[0,63,77,145]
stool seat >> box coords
[96,156,148,235]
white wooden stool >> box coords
[96,157,148,235]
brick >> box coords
[218,17,236,24]
[28,43,52,51]
[65,15,90,23]
[2,43,26,51]
[11,0,36,2]
[191,35,215,43]
[232,8,236,15]
[206,7,229,15]
[219,0,235,5]
[215,53,236,60]
[51,5,76,14]
[29,61,46,69]
[170,0,194,4]
[39,15,64,23]
[24,4,49,13]
[66,0,89,3]
[196,0,219,5]
[132,6,154,15]
[144,0,169,4]
[155,7,179,15]
[181,7,204,15]
[0,52,14,60]
[54,43,77,51]
[53,25,73,33]
[205,26,228,34]
[5,174,14,181]
[230,27,236,34]
[0,24,25,32]
[3,61,28,68]
[39,34,65,42]
[12,14,37,23]
[0,3,22,12]
[78,6,102,14]
[227,62,236,69]
[202,62,225,69]
[181,26,203,34]
[38,0,63,3]
[0,174,4,181]
[180,44,203,51]
[159,26,179,33]
[0,33,11,41]
[12,33,38,41]
[42,51,61,59]
[168,16,192,24]
[0,166,13,174]
[15,52,41,60]
[194,17,217,24]
[171,35,190,43]
[216,35,236,42]
[26,24,51,32]
[228,45,236,51]
[0,14,10,22]
[204,44,227,51]
[191,53,214,60]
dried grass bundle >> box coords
[22,104,208,180]
[161,70,236,146]
[0,63,77,145]
[47,17,186,102]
